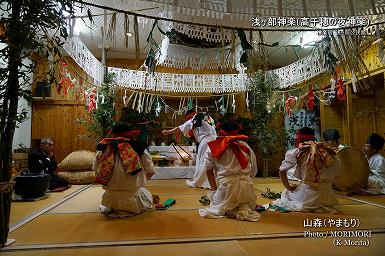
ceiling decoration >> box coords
[72,0,382,69]
[66,0,375,84]
[62,35,323,90]
[270,49,324,89]
[171,23,233,43]
[158,42,237,70]
[63,36,104,84]
[108,67,248,93]
[77,0,385,29]
[167,28,228,48]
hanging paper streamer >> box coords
[75,77,83,101]
[330,78,336,91]
[219,96,226,115]
[137,92,143,113]
[285,96,297,116]
[187,97,193,110]
[307,85,315,111]
[123,90,128,107]
[131,91,138,110]
[158,36,169,64]
[85,88,97,112]
[95,91,99,110]
[246,91,249,111]
[178,97,183,115]
[226,95,230,113]
[58,60,76,95]
[232,94,236,113]
[155,96,161,117]
[335,79,346,101]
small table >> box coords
[151,155,177,167]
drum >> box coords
[333,147,369,193]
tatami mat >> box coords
[238,233,385,256]
[50,186,207,214]
[254,181,363,206]
[9,211,245,245]
[10,185,87,226]
[235,204,385,235]
[348,195,385,206]
[1,241,249,256]
[49,186,103,213]
[254,182,286,193]
[10,203,385,246]
[5,178,385,256]
[253,177,282,184]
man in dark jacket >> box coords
[28,138,69,191]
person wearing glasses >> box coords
[28,137,70,191]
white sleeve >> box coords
[279,148,299,172]
[370,155,385,180]
[179,119,193,134]
[202,148,215,171]
[141,151,155,174]
[250,148,258,177]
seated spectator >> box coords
[28,138,70,191]
[363,133,385,194]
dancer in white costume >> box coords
[198,119,259,221]
[363,133,385,194]
[94,123,156,217]
[273,127,341,213]
[162,110,217,189]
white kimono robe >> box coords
[198,141,260,221]
[273,148,341,213]
[179,117,217,189]
[93,150,155,217]
[366,153,385,194]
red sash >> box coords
[208,135,250,169]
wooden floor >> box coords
[2,178,385,255]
